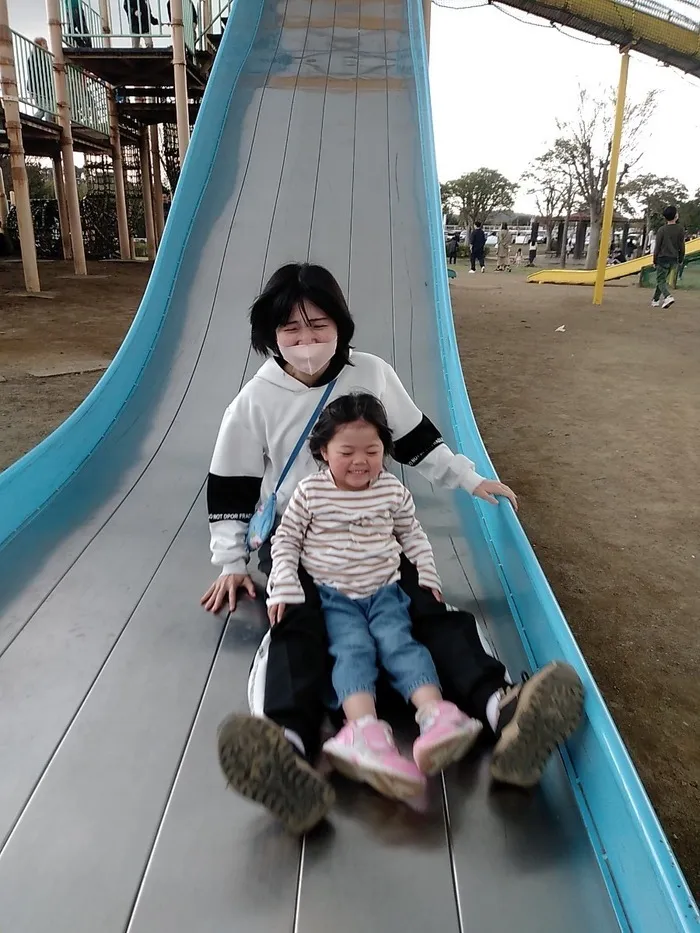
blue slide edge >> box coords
[407,2,699,931]
[0,0,263,547]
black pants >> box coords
[448,251,458,264]
[259,547,507,761]
[470,250,485,271]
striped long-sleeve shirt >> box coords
[267,470,441,604]
[207,351,485,577]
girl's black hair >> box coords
[309,393,395,463]
[250,263,355,362]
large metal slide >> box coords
[0,0,698,930]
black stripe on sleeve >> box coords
[207,474,262,523]
[393,415,444,467]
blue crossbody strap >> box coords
[274,378,337,493]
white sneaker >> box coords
[468,270,476,274]
[662,295,675,309]
[651,300,660,307]
[481,267,485,273]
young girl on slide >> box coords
[266,393,483,798]
[206,262,583,834]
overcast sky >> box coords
[429,3,700,211]
[10,0,700,212]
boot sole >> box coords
[323,746,425,800]
[415,722,483,777]
[217,714,335,835]
[490,662,584,788]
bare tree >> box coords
[556,86,657,269]
[521,152,566,251]
[442,168,517,229]
[549,144,577,269]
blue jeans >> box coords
[318,583,440,706]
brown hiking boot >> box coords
[217,714,335,834]
[490,662,584,788]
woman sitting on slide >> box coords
[203,262,584,834]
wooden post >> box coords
[170,0,190,164]
[149,124,165,242]
[0,156,9,229]
[593,49,630,306]
[98,0,112,47]
[139,127,156,261]
[108,88,130,259]
[52,154,73,260]
[47,0,87,275]
[0,0,41,292]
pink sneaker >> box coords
[323,718,426,800]
[413,701,483,776]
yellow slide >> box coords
[527,237,700,285]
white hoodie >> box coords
[207,351,485,575]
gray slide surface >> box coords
[0,0,622,929]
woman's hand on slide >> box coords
[473,479,518,511]
[268,603,286,626]
[200,574,256,613]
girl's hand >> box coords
[200,574,256,613]
[473,479,518,511]
[268,603,286,626]
[431,589,443,603]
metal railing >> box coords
[66,64,110,134]
[196,0,232,45]
[1,29,110,136]
[440,0,700,30]
[63,0,108,48]
[9,31,59,122]
[60,0,197,53]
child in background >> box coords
[514,248,523,266]
[267,393,482,800]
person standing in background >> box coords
[496,223,511,272]
[447,231,460,265]
[469,221,486,274]
[124,0,159,48]
[526,239,537,267]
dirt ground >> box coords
[0,260,151,471]
[451,258,699,897]
[1,256,698,897]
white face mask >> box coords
[278,337,338,376]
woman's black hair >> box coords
[309,393,395,463]
[501,222,508,230]
[250,263,355,362]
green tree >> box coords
[555,86,657,268]
[679,190,700,236]
[618,173,688,248]
[443,168,517,228]
[25,157,55,199]
[440,183,459,225]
